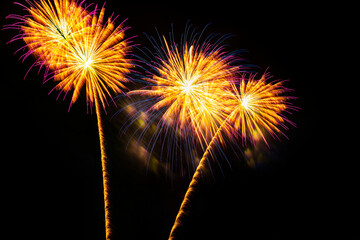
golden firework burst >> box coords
[226,73,296,145]
[51,6,133,109]
[132,36,238,145]
[20,0,90,70]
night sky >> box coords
[1,1,356,240]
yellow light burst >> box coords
[20,0,90,70]
[52,6,133,109]
[226,73,295,145]
[132,37,238,145]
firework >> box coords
[169,72,297,239]
[130,26,241,151]
[5,0,91,73]
[6,2,134,240]
[51,5,133,111]
[125,24,243,239]
[226,72,297,145]
[48,5,133,240]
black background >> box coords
[1,1,356,240]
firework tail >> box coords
[95,92,112,240]
[168,112,232,240]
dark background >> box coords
[1,1,356,240]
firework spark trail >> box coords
[168,114,231,240]
[94,92,112,240]
[5,2,134,240]
[168,72,297,239]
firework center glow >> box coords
[241,95,250,110]
[83,56,94,69]
[182,79,194,94]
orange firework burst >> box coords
[5,0,91,72]
[51,5,133,110]
[131,33,240,148]
[225,72,297,145]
